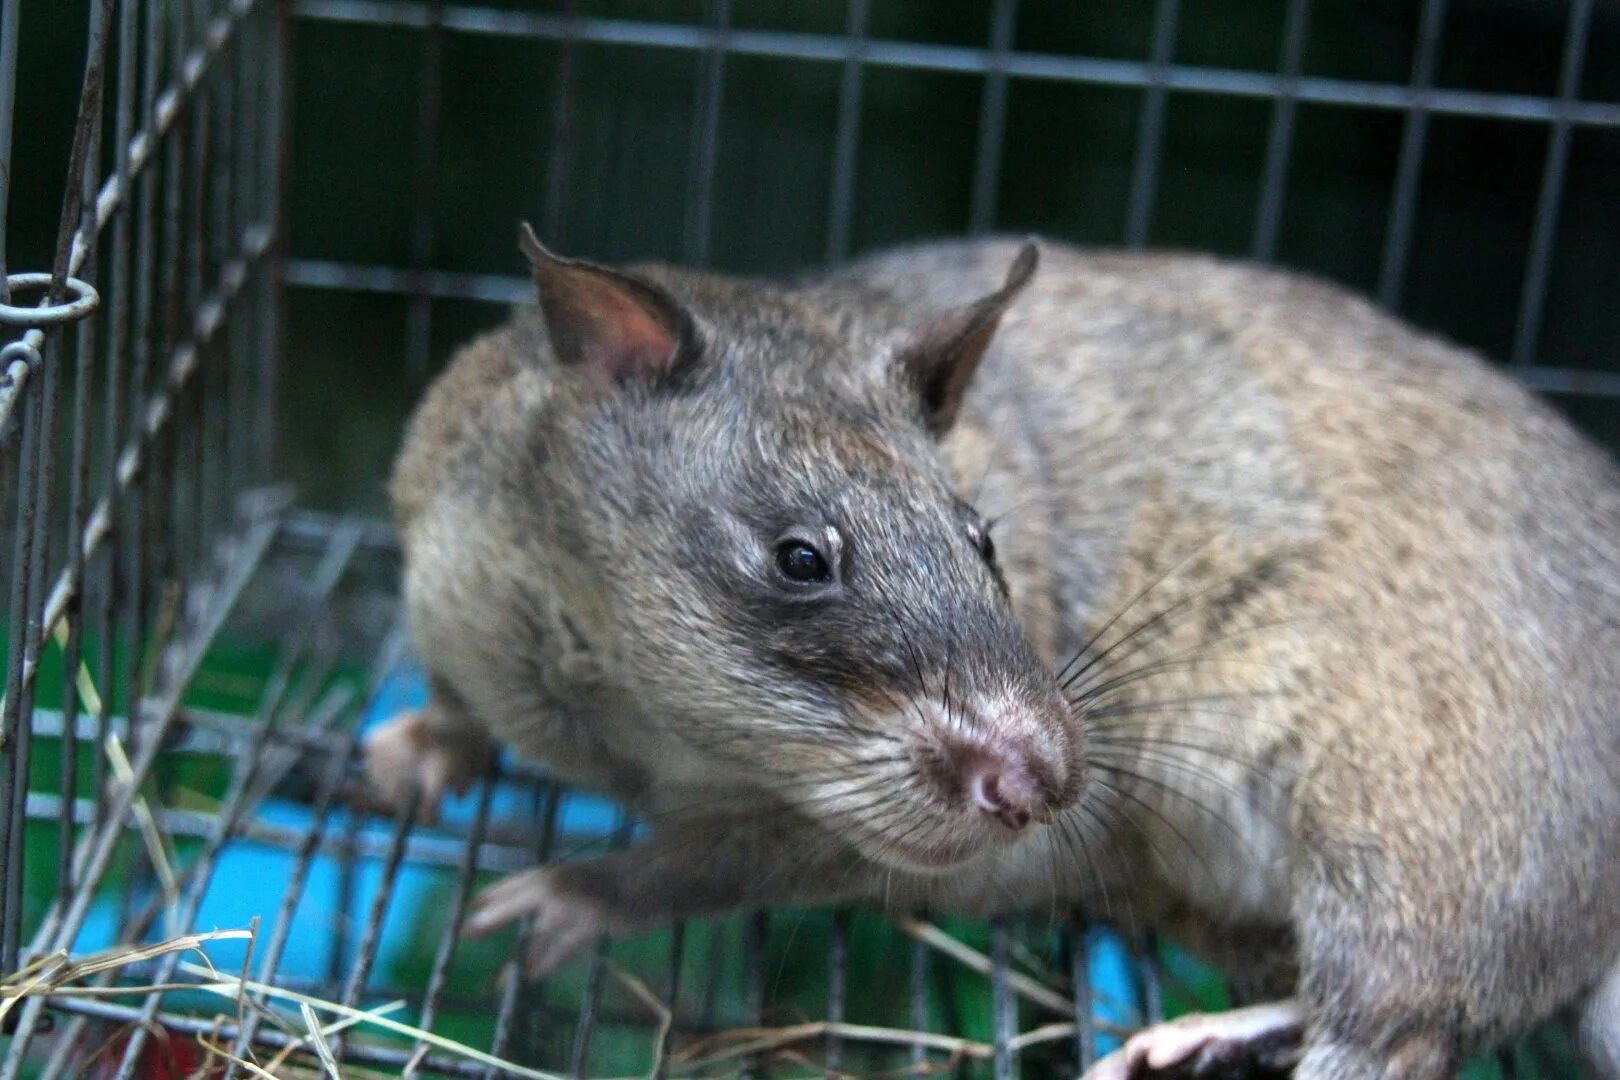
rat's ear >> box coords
[896,241,1038,436]
[519,222,697,391]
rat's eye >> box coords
[776,541,831,583]
[769,525,842,590]
[969,518,1009,596]
[970,520,997,566]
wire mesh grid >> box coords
[1,0,1616,1077]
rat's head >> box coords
[516,226,1082,871]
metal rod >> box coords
[1511,0,1594,367]
[570,810,634,1078]
[823,0,868,264]
[909,918,928,1071]
[205,2,240,536]
[740,910,768,1080]
[405,0,445,383]
[1251,0,1312,260]
[682,0,729,266]
[1514,364,1620,398]
[0,341,44,979]
[94,0,143,855]
[260,0,292,482]
[334,791,422,1041]
[12,331,60,964]
[968,0,1017,234]
[173,0,209,634]
[54,154,104,920]
[540,0,579,247]
[653,921,685,1080]
[403,773,497,1079]
[284,257,530,304]
[825,908,850,1074]
[1071,920,1093,1070]
[1124,0,1179,248]
[0,0,22,300]
[21,783,551,878]
[1139,933,1164,1023]
[228,0,265,495]
[121,0,172,803]
[484,781,562,1076]
[569,936,613,1078]
[991,919,1014,1080]
[143,1,191,699]
[1377,0,1449,308]
[275,266,1620,405]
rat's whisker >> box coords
[1052,534,1229,689]
[1084,775,1223,897]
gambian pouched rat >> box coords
[364,227,1620,1079]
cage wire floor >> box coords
[4,496,1184,1079]
[2,501,1587,1080]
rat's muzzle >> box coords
[912,690,1079,836]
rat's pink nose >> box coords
[967,755,1043,831]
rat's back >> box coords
[833,238,1620,1069]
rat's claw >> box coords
[1081,1001,1304,1079]
[463,866,605,979]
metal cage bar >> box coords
[823,0,869,265]
[969,0,1017,235]
[681,0,729,268]
[1250,0,1312,260]
[406,0,446,384]
[1124,0,1180,248]
[1511,0,1596,369]
[1377,0,1449,309]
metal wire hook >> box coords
[0,273,101,328]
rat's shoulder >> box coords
[389,309,553,538]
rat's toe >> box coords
[464,868,549,937]
[463,866,605,978]
[362,708,491,824]
[523,918,598,980]
[1080,1051,1131,1080]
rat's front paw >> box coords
[1083,1001,1302,1079]
[463,866,606,978]
[362,708,492,825]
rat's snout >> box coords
[965,748,1049,831]
[918,693,1077,836]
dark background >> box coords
[9,0,1620,516]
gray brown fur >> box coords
[377,236,1620,1078]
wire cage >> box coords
[2,1,1618,1078]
